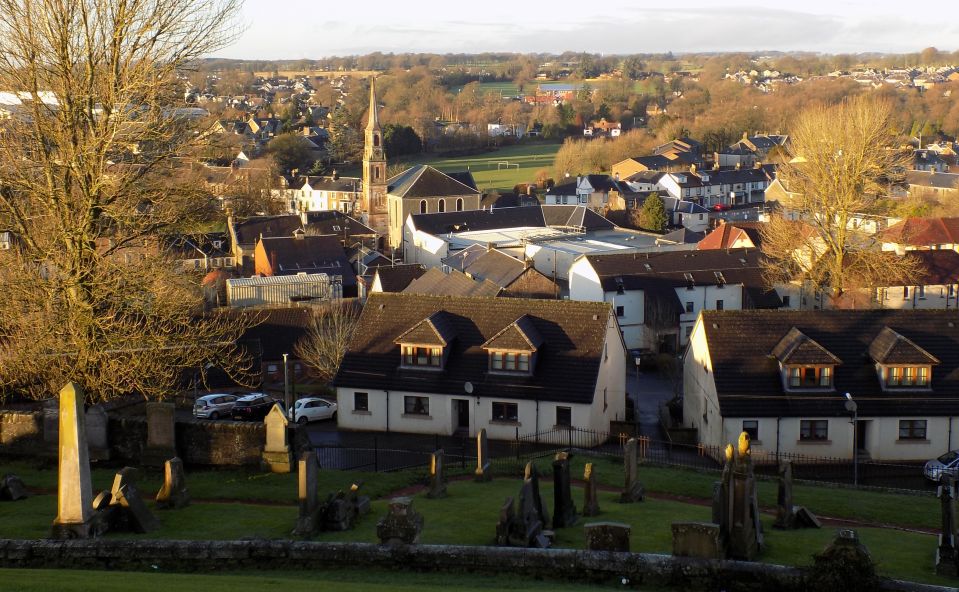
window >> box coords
[354,392,369,412]
[491,402,518,422]
[800,420,828,441]
[456,198,464,212]
[903,286,910,299]
[782,295,791,307]
[898,419,927,440]
[556,406,572,427]
[685,301,694,313]
[438,199,446,213]
[742,420,759,441]
[401,345,442,367]
[716,299,724,310]
[918,285,926,299]
[404,396,429,416]
[616,305,624,317]
[787,366,832,388]
[887,366,929,387]
[420,200,428,214]
[490,351,530,372]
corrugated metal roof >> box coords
[227,273,334,287]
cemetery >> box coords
[0,384,957,590]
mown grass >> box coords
[0,568,646,592]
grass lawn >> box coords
[0,458,951,587]
[0,568,648,592]
[448,82,521,97]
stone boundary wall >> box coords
[0,411,43,455]
[0,540,950,592]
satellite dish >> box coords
[464,382,474,394]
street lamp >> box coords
[844,392,858,486]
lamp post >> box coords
[845,392,858,486]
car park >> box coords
[289,397,338,424]
[231,393,276,421]
[193,393,237,420]
[924,450,959,482]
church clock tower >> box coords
[363,77,388,236]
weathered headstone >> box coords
[51,382,95,539]
[717,433,763,560]
[85,404,110,461]
[620,438,645,503]
[108,466,159,533]
[937,476,959,577]
[474,428,491,482]
[809,529,880,591]
[142,401,176,467]
[349,482,371,516]
[156,457,190,510]
[261,404,292,473]
[495,496,516,546]
[583,462,600,517]
[376,497,423,545]
[524,462,550,527]
[671,522,725,559]
[0,474,28,501]
[552,451,577,529]
[794,506,822,529]
[774,460,795,529]
[293,451,320,536]
[322,491,354,531]
[585,522,630,552]
[515,480,550,548]
[426,449,447,499]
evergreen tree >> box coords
[634,193,669,233]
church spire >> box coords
[366,76,379,132]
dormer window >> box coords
[395,311,456,371]
[771,327,841,392]
[482,315,543,376]
[868,327,938,391]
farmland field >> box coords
[448,81,522,97]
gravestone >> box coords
[494,497,516,546]
[85,405,110,461]
[552,452,577,529]
[427,449,447,499]
[261,404,292,473]
[524,462,550,527]
[42,398,58,454]
[474,429,491,482]
[293,451,320,536]
[51,382,95,539]
[774,461,795,529]
[582,462,600,517]
[142,401,176,467]
[671,522,725,559]
[620,438,645,503]
[514,480,550,547]
[348,482,371,516]
[809,529,880,591]
[376,497,423,545]
[937,476,959,577]
[716,433,764,560]
[156,457,190,510]
[585,522,630,552]
[108,467,160,533]
[0,474,28,501]
[322,491,355,531]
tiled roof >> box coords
[410,205,546,236]
[403,267,502,298]
[877,217,959,246]
[234,215,302,246]
[395,311,457,347]
[387,165,480,199]
[700,310,959,417]
[462,249,529,288]
[481,315,544,351]
[302,210,376,238]
[771,327,842,365]
[542,205,615,231]
[334,293,613,404]
[867,327,940,365]
[697,222,765,250]
[256,235,356,287]
[905,171,959,190]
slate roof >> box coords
[867,327,940,365]
[256,235,357,288]
[905,171,959,190]
[481,315,544,351]
[302,210,376,238]
[700,310,959,417]
[584,249,780,308]
[410,205,546,236]
[460,249,529,288]
[395,311,457,347]
[441,244,489,272]
[542,205,615,231]
[387,165,481,199]
[771,328,842,365]
[373,264,426,293]
[334,293,613,404]
[657,228,706,245]
[403,267,502,298]
[300,175,361,193]
[234,215,302,246]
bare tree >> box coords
[294,300,362,383]
[761,96,918,304]
[0,0,254,402]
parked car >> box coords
[193,393,237,420]
[924,450,959,482]
[712,203,731,212]
[231,393,276,421]
[289,397,338,424]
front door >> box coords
[856,420,868,453]
[453,399,470,432]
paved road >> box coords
[627,366,677,440]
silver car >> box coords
[193,393,238,420]
[924,450,959,482]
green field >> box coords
[448,81,521,97]
[392,143,561,192]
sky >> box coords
[218,0,959,59]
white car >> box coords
[289,397,338,424]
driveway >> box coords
[627,366,679,440]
